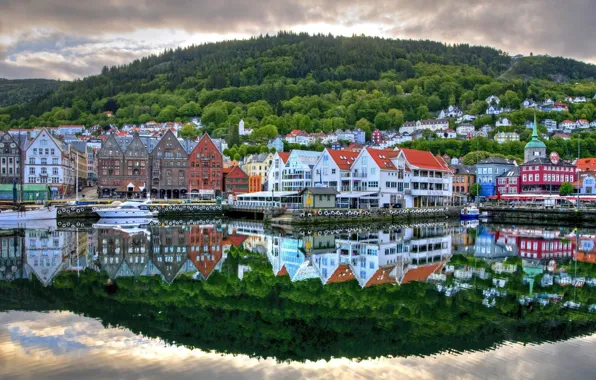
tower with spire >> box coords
[524,114,546,163]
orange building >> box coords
[452,164,476,194]
[248,175,261,192]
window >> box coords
[523,175,527,182]
[331,169,336,174]
[29,167,35,175]
[29,158,34,165]
[52,168,58,175]
[53,158,58,165]
[41,158,47,165]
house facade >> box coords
[494,132,520,144]
[312,148,359,191]
[452,165,475,195]
[476,157,517,197]
[280,150,322,191]
[97,134,149,198]
[497,167,520,194]
[0,132,22,185]
[24,128,74,198]
[224,165,249,196]
[399,119,449,135]
[188,134,223,198]
[149,130,188,199]
[266,152,290,191]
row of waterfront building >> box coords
[0,120,594,203]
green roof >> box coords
[0,184,51,191]
[525,113,547,149]
[525,139,546,149]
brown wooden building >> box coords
[149,130,188,199]
[97,133,149,198]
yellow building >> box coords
[242,153,273,190]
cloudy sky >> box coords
[1,310,595,379]
[1,0,596,80]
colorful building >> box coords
[223,165,249,196]
[188,134,223,198]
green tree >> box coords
[559,182,574,196]
[469,183,481,197]
[180,123,200,140]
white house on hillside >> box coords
[486,95,500,105]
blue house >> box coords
[579,174,596,194]
[476,157,517,197]
[267,137,284,152]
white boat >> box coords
[93,218,154,236]
[95,199,158,219]
[460,205,480,219]
[0,207,57,228]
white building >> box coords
[438,105,463,119]
[24,128,75,198]
[57,125,85,136]
[313,149,359,192]
[542,119,558,132]
[238,120,252,136]
[456,124,475,136]
[399,119,449,135]
[281,150,321,191]
[522,99,538,109]
[266,152,290,191]
[486,95,500,105]
[496,118,512,127]
[559,120,576,130]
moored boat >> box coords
[95,199,158,219]
[0,207,57,228]
[460,205,480,220]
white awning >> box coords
[236,191,299,199]
[337,192,379,198]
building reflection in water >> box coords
[2,221,596,296]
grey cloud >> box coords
[1,0,596,80]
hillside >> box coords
[1,32,596,140]
[0,78,64,107]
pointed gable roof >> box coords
[365,265,397,287]
[400,262,446,285]
[365,148,400,170]
[327,149,359,170]
[278,152,290,164]
[97,133,124,157]
[191,133,222,158]
[398,148,450,171]
[124,133,149,158]
[326,264,356,284]
[277,265,289,277]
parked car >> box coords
[382,203,402,209]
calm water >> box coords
[1,219,596,379]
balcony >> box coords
[352,172,368,178]
[410,176,449,184]
[410,189,451,196]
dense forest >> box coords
[0,78,64,107]
[1,244,595,361]
[2,32,596,160]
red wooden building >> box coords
[188,134,223,197]
[223,166,249,196]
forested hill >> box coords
[0,78,64,107]
[1,32,596,132]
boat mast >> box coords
[75,153,79,202]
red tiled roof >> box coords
[278,152,290,164]
[366,148,399,170]
[277,265,289,277]
[365,266,396,287]
[327,149,359,170]
[326,264,356,284]
[399,148,450,171]
[576,158,596,171]
[228,235,247,247]
[400,262,445,284]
